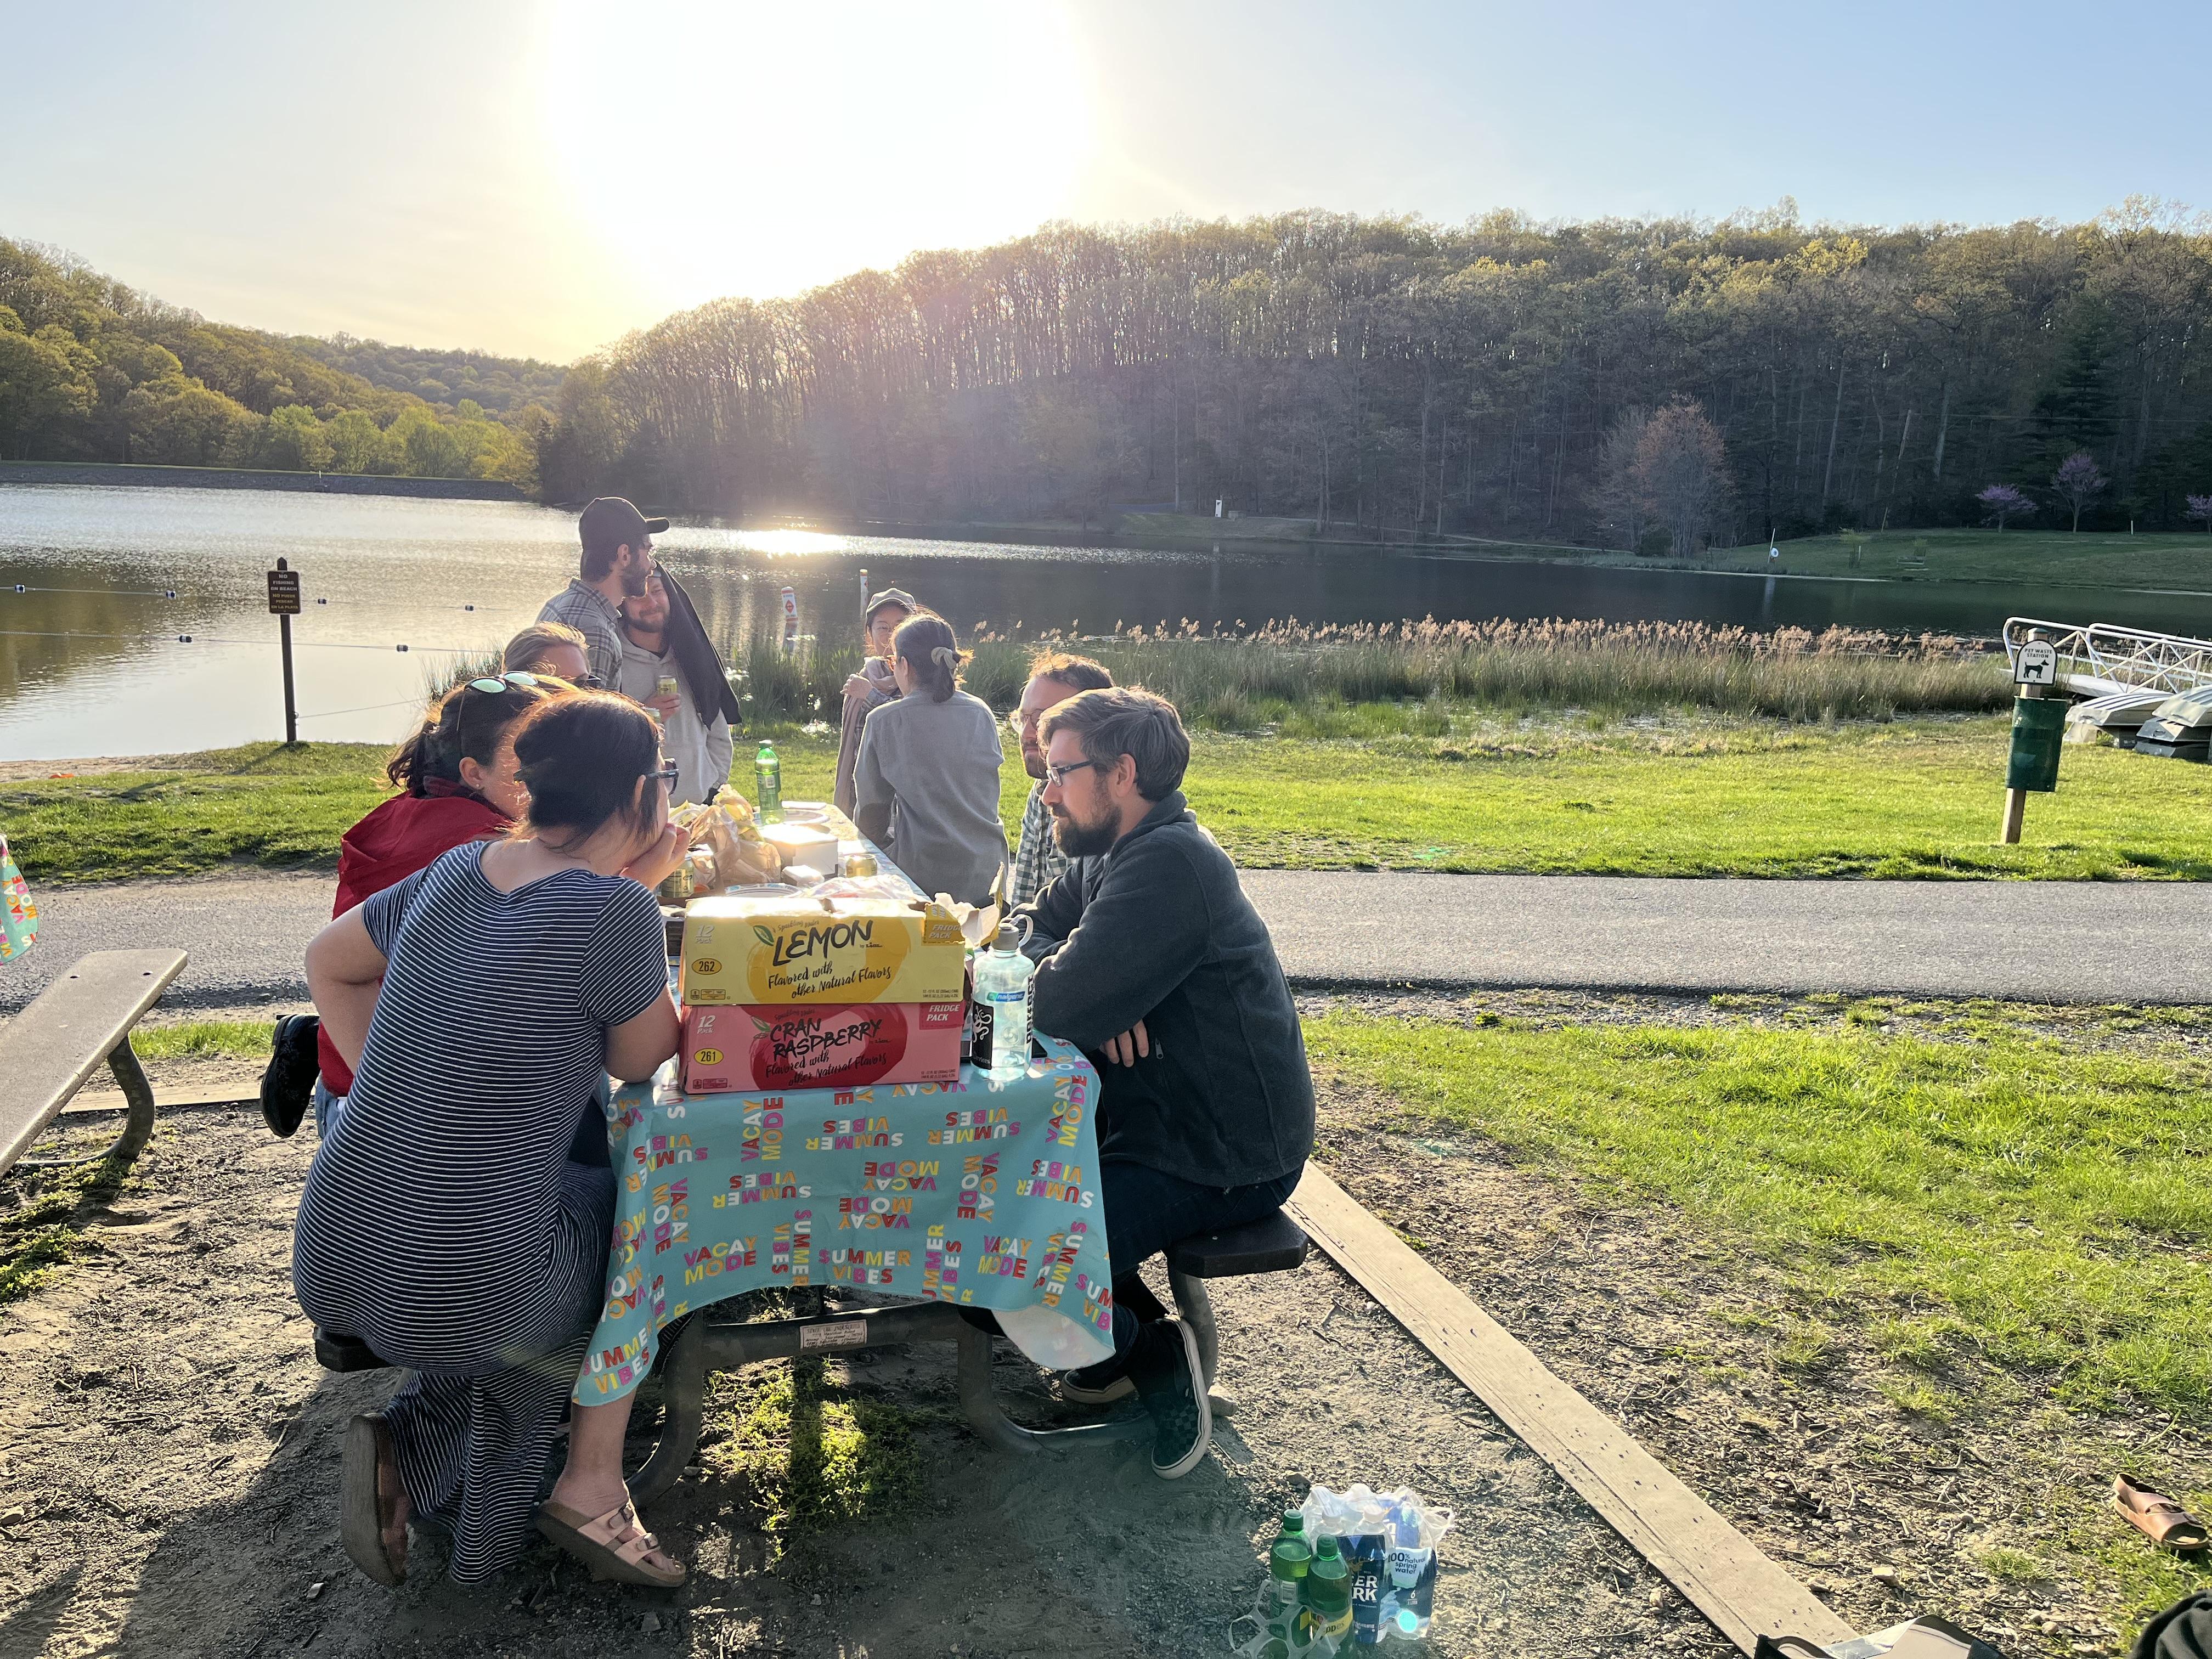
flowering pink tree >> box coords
[1977,483,2036,532]
[2186,493,2212,533]
[2051,451,2107,531]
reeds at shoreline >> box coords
[738,618,2010,729]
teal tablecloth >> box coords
[577,1035,1115,1404]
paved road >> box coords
[8,868,2212,1012]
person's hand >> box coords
[645,692,682,718]
[842,672,873,700]
[1101,1020,1149,1066]
[622,820,688,890]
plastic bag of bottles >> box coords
[1298,1484,1454,1647]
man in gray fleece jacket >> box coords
[1015,687,1314,1479]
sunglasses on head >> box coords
[468,670,541,695]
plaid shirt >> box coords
[1009,780,1068,909]
[536,579,628,689]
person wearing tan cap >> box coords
[834,585,915,815]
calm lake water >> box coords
[5,485,2210,760]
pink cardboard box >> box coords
[681,1002,963,1094]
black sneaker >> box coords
[259,1012,321,1138]
[1127,1319,1211,1479]
[1058,1348,1135,1406]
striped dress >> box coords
[292,844,667,1583]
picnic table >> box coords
[580,1037,1116,1405]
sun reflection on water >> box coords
[731,530,848,558]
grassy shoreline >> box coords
[838,515,2212,592]
[7,711,2210,885]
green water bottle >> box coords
[1261,1513,1313,1655]
[754,740,782,823]
[1300,1534,1352,1647]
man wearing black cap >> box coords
[537,496,668,690]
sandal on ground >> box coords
[2114,1475,2209,1553]
[341,1413,407,1586]
[537,1496,687,1587]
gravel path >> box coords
[10,868,2212,1013]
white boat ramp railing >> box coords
[2002,617,2212,699]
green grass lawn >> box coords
[1697,527,2212,590]
[1307,1007,2212,1413]
[7,715,2212,883]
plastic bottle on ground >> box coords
[1269,1511,1312,1583]
[1301,1534,1353,1650]
[1381,1499,1436,1643]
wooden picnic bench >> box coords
[314,1206,1310,1504]
[1,948,190,1178]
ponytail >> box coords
[385,673,557,796]
[892,612,968,703]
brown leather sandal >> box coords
[537,1496,687,1587]
[341,1414,408,1586]
[2114,1475,2209,1554]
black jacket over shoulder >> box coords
[1017,791,1314,1189]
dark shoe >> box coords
[1127,1319,1211,1479]
[1058,1348,1135,1406]
[259,1012,320,1138]
[341,1413,407,1586]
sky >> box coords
[3,0,2207,364]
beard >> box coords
[1052,804,1119,859]
[1023,746,1046,781]
[621,561,652,599]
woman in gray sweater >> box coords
[853,613,1008,906]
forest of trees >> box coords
[0,239,538,483]
[12,203,2212,545]
[534,200,2212,546]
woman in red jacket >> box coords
[262,670,560,1137]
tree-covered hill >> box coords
[533,201,2212,545]
[287,335,566,415]
[0,239,543,484]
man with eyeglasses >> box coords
[1013,687,1313,1482]
[537,496,665,693]
[1007,650,1113,908]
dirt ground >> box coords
[0,1042,1723,1659]
[5,992,2203,1658]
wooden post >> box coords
[2001,678,2042,844]
[269,556,301,745]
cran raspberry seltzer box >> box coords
[680,1001,964,1092]
[680,891,966,1006]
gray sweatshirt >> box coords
[852,690,1008,906]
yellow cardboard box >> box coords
[681,892,967,1006]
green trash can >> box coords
[2006,696,2067,792]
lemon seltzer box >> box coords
[679,892,967,1006]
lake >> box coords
[6,484,2210,761]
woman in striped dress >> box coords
[294,692,689,1588]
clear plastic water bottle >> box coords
[972,921,1034,1080]
[1382,1501,1435,1642]
[754,740,782,823]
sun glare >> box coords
[540,1,1094,323]
[734,529,847,557]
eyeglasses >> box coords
[1044,759,1105,788]
[468,670,541,695]
[651,761,679,790]
[577,673,605,689]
